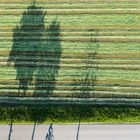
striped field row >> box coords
[1,0,140,3]
[1,37,140,42]
[1,25,140,30]
[1,32,140,37]
[2,5,140,9]
[0,79,139,86]
[0,59,140,65]
[1,9,140,15]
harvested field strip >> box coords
[0,84,140,93]
[1,36,140,42]
[0,59,140,65]
[2,5,140,9]
[0,88,139,95]
[1,9,140,15]
[1,25,140,31]
[1,31,140,37]
[1,51,140,58]
[0,79,139,86]
[0,68,139,78]
[0,0,140,3]
[0,64,140,70]
[0,73,139,81]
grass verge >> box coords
[0,105,140,124]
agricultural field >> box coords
[0,0,140,103]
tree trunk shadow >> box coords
[8,118,13,140]
[76,118,81,140]
[31,122,37,140]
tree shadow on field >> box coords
[8,2,62,96]
[72,29,99,98]
[34,18,61,96]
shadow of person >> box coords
[8,117,13,140]
[8,3,46,96]
[45,123,54,140]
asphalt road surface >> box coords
[0,124,140,140]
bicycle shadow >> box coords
[45,123,54,140]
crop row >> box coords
[0,83,140,92]
[1,9,140,15]
[1,15,140,27]
[1,31,140,37]
[0,89,140,100]
[1,36,140,42]
[0,78,139,86]
[0,66,138,79]
[1,58,140,65]
[0,0,140,3]
[1,65,140,72]
[0,50,139,58]
[0,72,139,82]
[2,4,140,9]
[1,25,140,31]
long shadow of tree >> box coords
[8,2,61,96]
[72,29,99,98]
[76,117,80,140]
[34,18,61,96]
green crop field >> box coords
[0,0,140,105]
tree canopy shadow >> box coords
[71,29,99,98]
[8,2,62,96]
[34,18,61,96]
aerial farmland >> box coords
[0,0,140,103]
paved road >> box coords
[0,124,140,140]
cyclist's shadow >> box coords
[45,123,54,140]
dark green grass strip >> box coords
[1,105,140,123]
[1,97,140,107]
